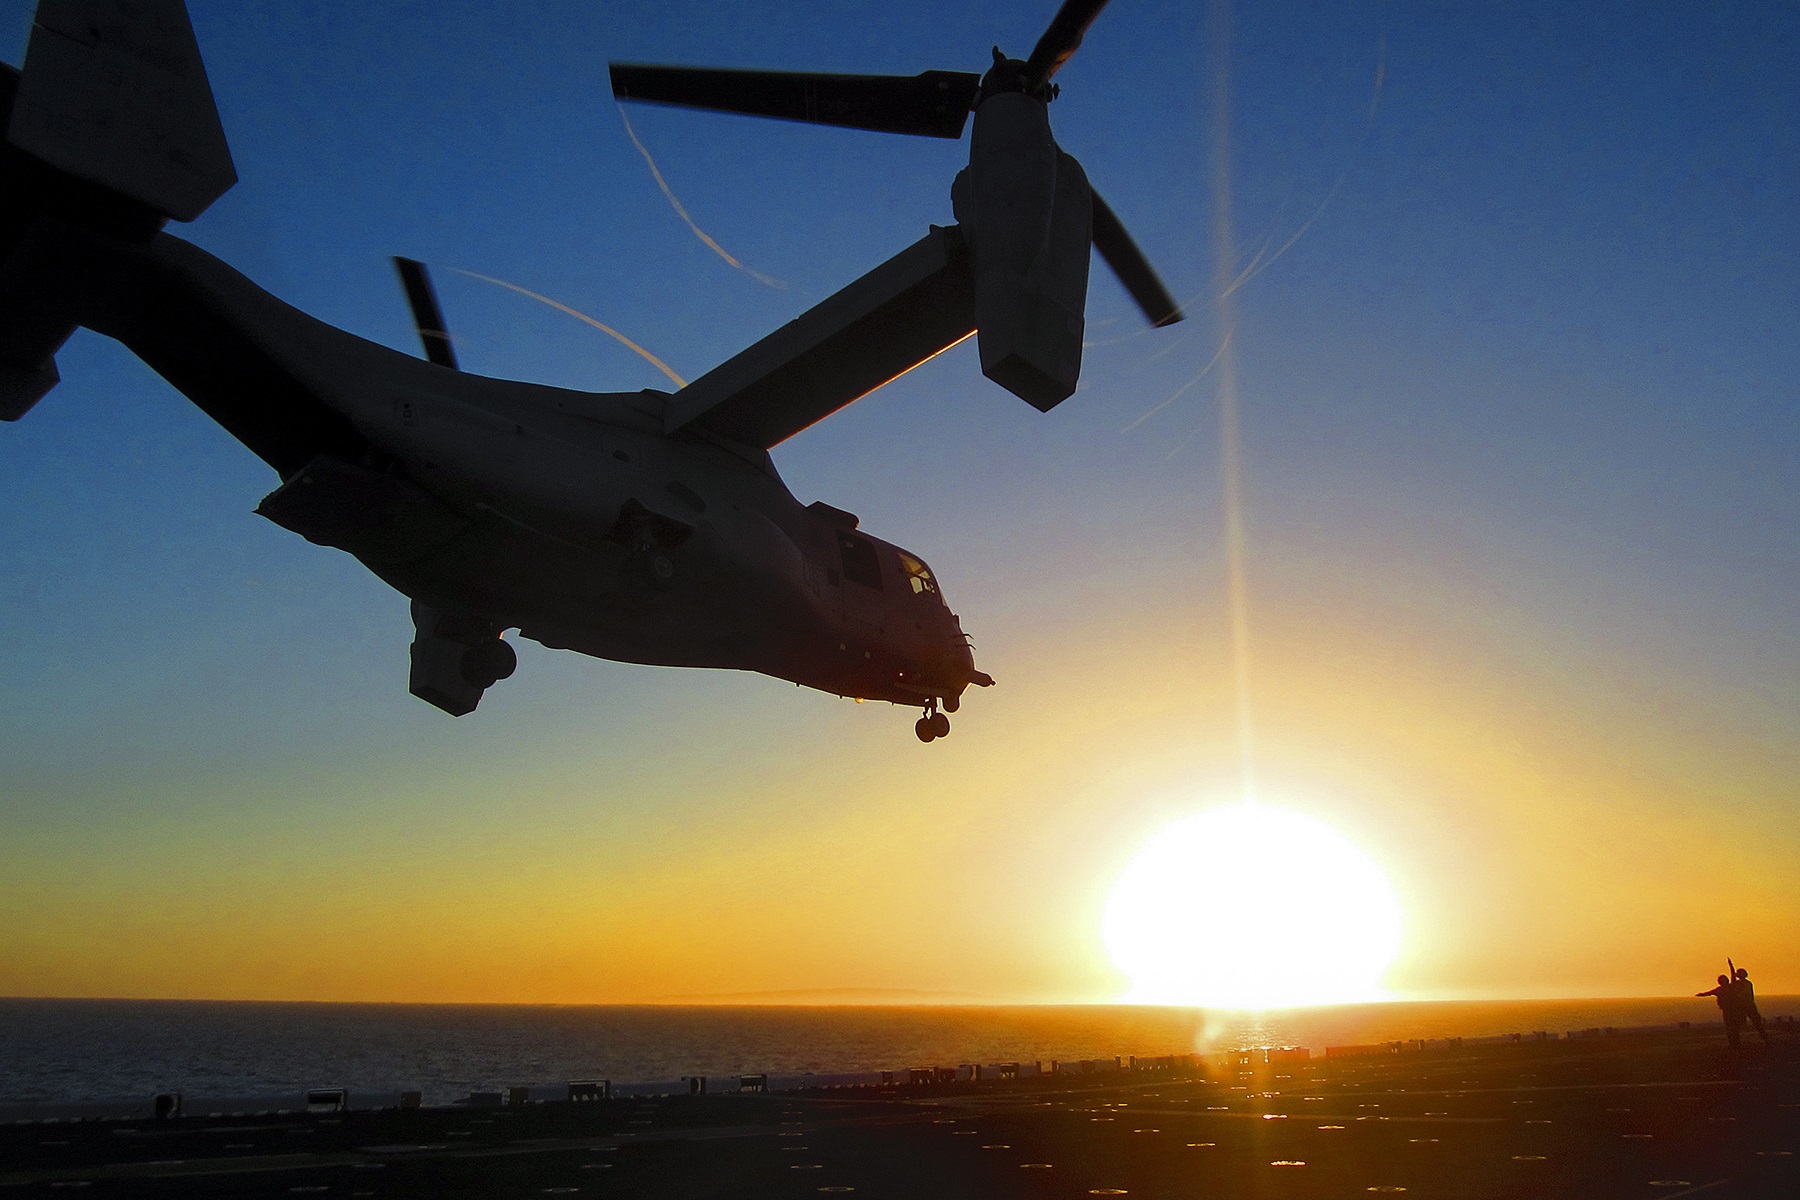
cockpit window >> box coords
[837,531,883,590]
[899,552,938,596]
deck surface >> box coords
[3,1027,1796,1197]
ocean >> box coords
[2,995,1789,1106]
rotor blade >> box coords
[609,64,981,139]
[393,257,459,370]
[1026,0,1112,82]
[1090,191,1183,328]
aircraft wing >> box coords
[664,225,975,449]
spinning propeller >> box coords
[611,0,1183,386]
[394,256,458,370]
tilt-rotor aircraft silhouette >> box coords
[0,0,1179,741]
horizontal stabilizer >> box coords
[665,225,975,449]
[7,0,236,222]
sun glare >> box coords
[1103,804,1403,1009]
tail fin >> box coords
[7,0,236,223]
[0,0,235,419]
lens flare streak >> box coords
[1210,0,1256,805]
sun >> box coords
[1103,804,1403,1009]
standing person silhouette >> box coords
[1697,973,1743,1050]
[1731,964,1771,1045]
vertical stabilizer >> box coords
[6,0,236,222]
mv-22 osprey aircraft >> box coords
[0,0,1180,741]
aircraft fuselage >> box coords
[54,228,983,716]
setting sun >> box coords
[1103,804,1403,1009]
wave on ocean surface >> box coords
[3,996,1790,1105]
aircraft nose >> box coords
[942,624,991,690]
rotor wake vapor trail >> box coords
[616,106,787,290]
[1210,0,1257,808]
[1120,329,1231,433]
[450,268,687,388]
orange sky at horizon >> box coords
[7,545,1794,1008]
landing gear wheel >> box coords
[915,716,937,743]
[459,638,517,688]
[942,692,960,714]
[929,711,951,739]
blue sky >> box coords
[1,0,1796,1003]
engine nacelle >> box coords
[954,91,1093,412]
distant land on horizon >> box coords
[648,990,1800,1010]
[0,989,1020,1008]
[6,990,1795,1009]
[647,987,1020,1007]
